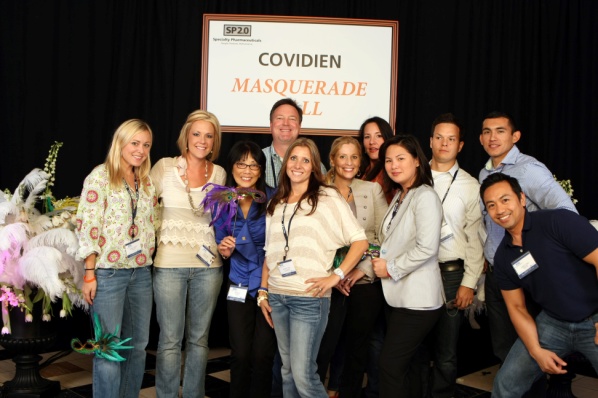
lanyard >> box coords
[281,201,298,261]
[270,146,279,188]
[386,189,408,232]
[440,169,459,204]
[123,177,139,238]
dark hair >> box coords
[479,172,523,207]
[431,113,463,141]
[379,134,433,191]
[225,140,268,216]
[267,138,331,216]
[357,116,395,180]
[269,98,303,124]
[483,111,517,132]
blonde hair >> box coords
[176,109,222,161]
[325,136,362,184]
[104,119,153,194]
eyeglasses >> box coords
[235,162,261,171]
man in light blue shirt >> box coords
[262,98,326,189]
[478,111,578,364]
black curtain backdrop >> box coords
[2,0,597,217]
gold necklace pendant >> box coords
[183,160,209,217]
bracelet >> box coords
[221,254,229,260]
[386,270,392,279]
[258,287,269,293]
[257,295,269,307]
[84,268,95,271]
[83,275,96,283]
[333,268,345,280]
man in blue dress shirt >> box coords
[478,111,578,364]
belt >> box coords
[438,259,464,272]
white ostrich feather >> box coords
[19,246,65,301]
[25,229,80,259]
[0,257,27,287]
[29,214,53,235]
[67,290,89,312]
[0,201,18,225]
[0,222,29,252]
[11,169,49,208]
[56,253,84,283]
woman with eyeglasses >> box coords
[372,134,444,397]
[213,140,277,398]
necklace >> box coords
[183,160,209,217]
[346,186,353,202]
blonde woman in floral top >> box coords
[150,109,226,398]
[76,119,157,398]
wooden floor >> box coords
[1,346,598,397]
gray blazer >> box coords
[379,184,445,308]
[350,179,388,281]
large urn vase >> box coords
[0,301,61,397]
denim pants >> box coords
[493,310,598,398]
[153,266,223,398]
[91,266,153,398]
[269,293,330,398]
[431,268,464,398]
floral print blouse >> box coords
[76,164,158,269]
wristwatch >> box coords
[333,268,345,280]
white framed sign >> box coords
[201,14,399,136]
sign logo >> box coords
[224,25,252,36]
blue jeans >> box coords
[431,268,464,398]
[269,293,330,398]
[91,266,153,398]
[493,310,598,398]
[153,266,223,398]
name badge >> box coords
[440,219,454,243]
[278,259,297,277]
[227,285,248,303]
[125,239,142,258]
[511,251,539,279]
[196,245,216,267]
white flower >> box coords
[59,309,67,318]
[25,313,33,322]
[42,314,51,322]
[1,327,9,335]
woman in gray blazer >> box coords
[372,134,444,397]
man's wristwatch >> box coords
[333,268,345,280]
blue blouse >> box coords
[213,189,272,297]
